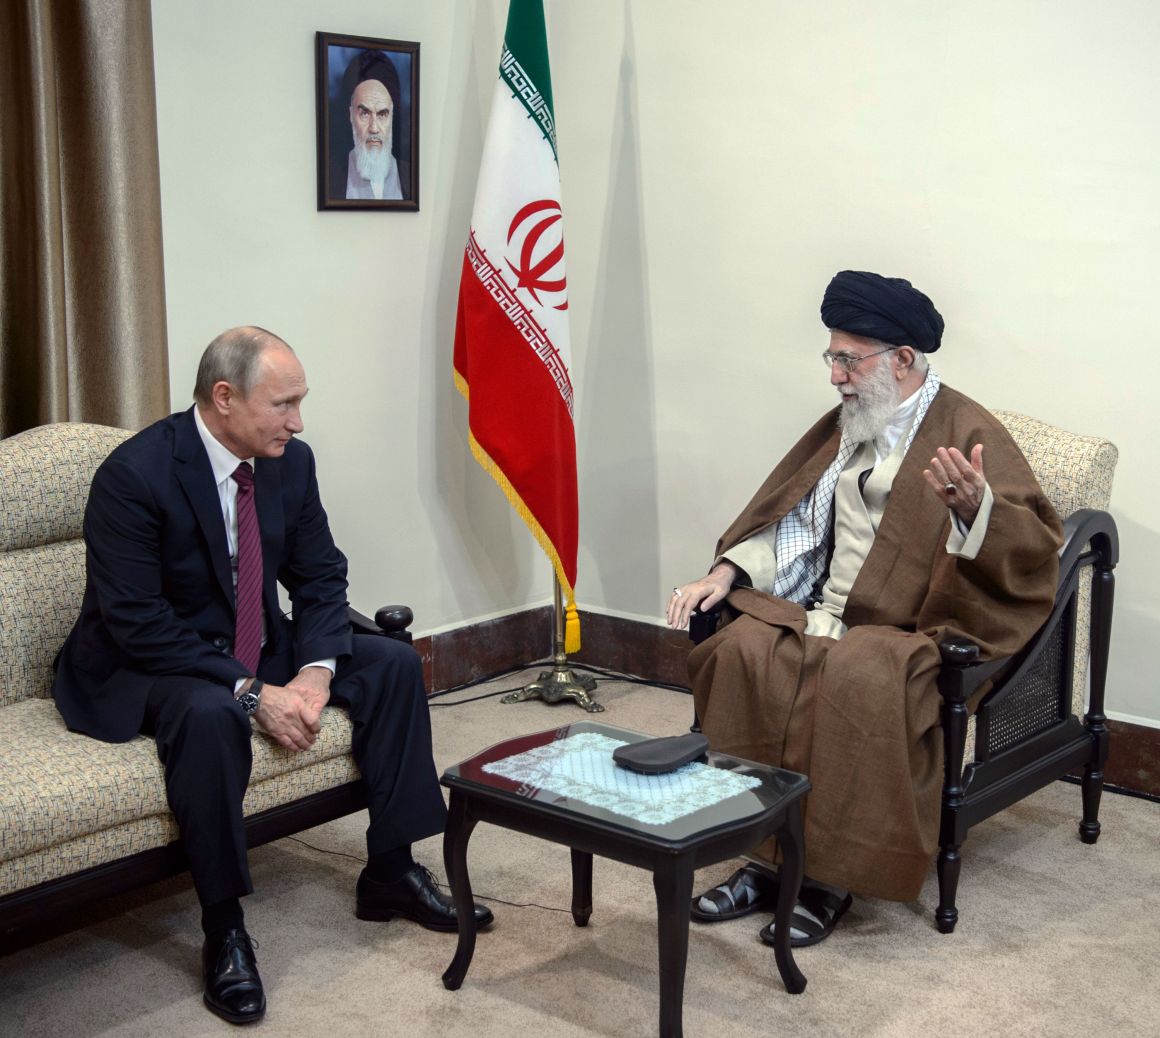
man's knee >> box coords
[693,615,762,672]
[825,625,938,678]
[148,678,251,743]
[350,634,422,677]
[337,635,426,709]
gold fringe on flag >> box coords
[455,372,580,653]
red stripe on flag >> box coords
[454,252,578,588]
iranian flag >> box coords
[453,0,581,652]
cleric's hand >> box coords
[923,444,985,525]
[666,561,738,630]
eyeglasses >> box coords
[821,346,895,373]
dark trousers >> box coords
[143,634,448,907]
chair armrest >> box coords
[1060,508,1119,570]
[936,637,1010,706]
[348,604,415,644]
[688,604,723,645]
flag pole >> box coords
[501,576,602,712]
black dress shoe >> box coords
[356,864,494,932]
[202,928,265,1025]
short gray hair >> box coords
[193,326,293,405]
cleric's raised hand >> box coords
[923,443,985,525]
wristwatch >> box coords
[235,678,263,716]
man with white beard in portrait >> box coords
[342,52,408,201]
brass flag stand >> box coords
[501,579,602,712]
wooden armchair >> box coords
[933,412,1117,932]
[689,411,1118,933]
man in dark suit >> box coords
[53,326,490,1025]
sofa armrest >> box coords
[348,604,415,645]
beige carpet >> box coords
[3,668,1158,1037]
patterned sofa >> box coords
[0,422,397,939]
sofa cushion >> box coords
[0,541,87,706]
[0,423,132,707]
[0,752,363,898]
[0,423,132,551]
[0,699,358,867]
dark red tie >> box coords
[232,462,263,672]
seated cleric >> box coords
[51,327,490,1025]
[667,272,1062,947]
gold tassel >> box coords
[565,601,581,655]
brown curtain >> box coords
[0,0,169,438]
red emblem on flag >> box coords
[506,199,568,310]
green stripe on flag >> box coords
[501,0,557,161]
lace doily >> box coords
[481,732,760,826]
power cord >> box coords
[284,835,572,915]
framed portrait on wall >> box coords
[315,32,420,211]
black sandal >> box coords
[759,883,853,948]
[690,864,779,922]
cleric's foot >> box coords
[356,863,494,932]
[758,879,853,948]
[691,862,780,922]
[202,928,265,1025]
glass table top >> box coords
[442,721,809,844]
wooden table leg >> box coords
[441,790,479,991]
[653,856,695,1038]
[570,848,593,926]
[771,802,808,994]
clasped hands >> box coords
[666,443,988,630]
[253,665,332,752]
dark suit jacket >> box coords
[52,408,352,743]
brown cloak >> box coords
[690,385,1062,901]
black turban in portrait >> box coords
[344,50,401,106]
[820,270,945,353]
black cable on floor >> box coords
[429,685,526,708]
[284,835,570,915]
[1057,774,1160,804]
[426,660,553,700]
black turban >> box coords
[820,270,944,353]
[343,50,401,105]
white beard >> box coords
[837,357,902,443]
[353,136,391,185]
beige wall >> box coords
[153,1,1159,725]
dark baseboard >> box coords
[414,605,554,693]
[419,605,1160,799]
[1100,718,1160,799]
[414,605,692,694]
[571,609,693,689]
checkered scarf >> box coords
[771,368,942,604]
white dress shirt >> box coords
[194,408,335,683]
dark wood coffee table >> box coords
[439,721,810,1038]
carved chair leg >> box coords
[1080,766,1104,845]
[936,844,961,934]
